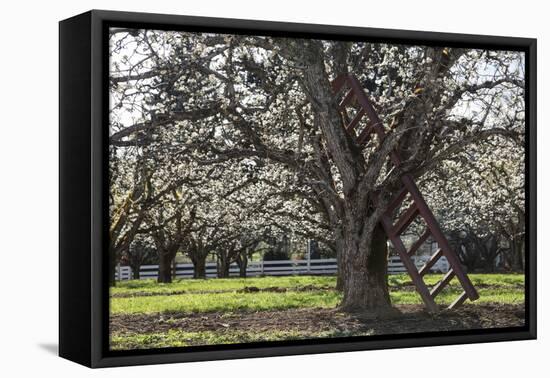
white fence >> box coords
[115,255,449,281]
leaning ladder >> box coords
[331,74,479,311]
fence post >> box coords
[116,264,122,281]
[306,240,311,273]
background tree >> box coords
[123,236,157,279]
[146,191,193,283]
[108,152,154,286]
[425,137,525,272]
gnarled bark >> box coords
[190,254,207,279]
[216,243,239,278]
[186,239,210,279]
[157,251,175,283]
[339,223,391,312]
[236,252,248,278]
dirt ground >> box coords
[110,303,525,339]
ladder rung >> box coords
[448,291,468,310]
[430,269,455,298]
[418,248,443,276]
[357,122,375,144]
[339,89,355,109]
[347,109,366,132]
[373,123,387,141]
[408,228,431,256]
[386,187,408,213]
[391,204,419,236]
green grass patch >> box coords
[110,274,524,315]
[388,273,524,288]
[391,288,524,305]
[113,273,524,297]
[422,273,524,287]
[111,275,335,297]
[111,290,341,315]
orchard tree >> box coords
[424,138,525,271]
[181,161,283,278]
[108,150,154,286]
[123,235,157,279]
[146,189,197,283]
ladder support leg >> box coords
[448,291,468,310]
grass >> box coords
[111,290,341,315]
[111,329,353,350]
[112,273,524,297]
[388,273,524,288]
[391,288,524,305]
[111,275,334,296]
[110,274,524,315]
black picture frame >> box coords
[59,9,537,368]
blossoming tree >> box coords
[108,29,525,312]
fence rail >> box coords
[115,256,449,281]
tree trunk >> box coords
[510,237,525,272]
[336,264,344,291]
[191,255,207,279]
[158,253,173,283]
[236,253,248,278]
[335,238,345,291]
[131,263,140,280]
[339,224,392,313]
[218,256,230,278]
[109,248,118,287]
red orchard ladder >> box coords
[331,74,479,312]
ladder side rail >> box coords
[331,74,350,93]
[347,76,403,166]
[449,291,468,309]
[408,228,431,256]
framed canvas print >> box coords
[59,10,536,368]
